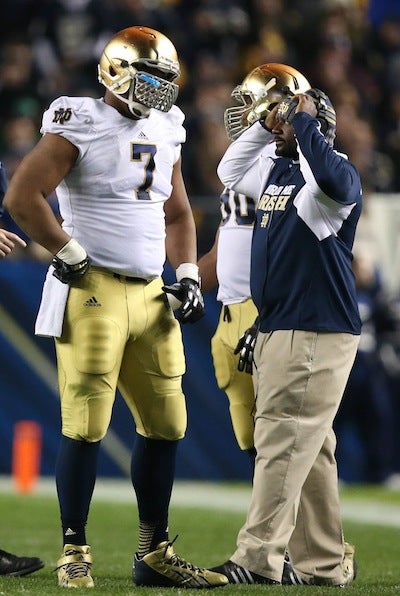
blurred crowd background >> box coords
[2,0,400,486]
[0,0,399,205]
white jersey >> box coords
[41,95,185,278]
[216,188,256,305]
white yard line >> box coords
[0,476,399,527]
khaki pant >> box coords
[232,329,359,585]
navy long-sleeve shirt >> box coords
[217,112,362,334]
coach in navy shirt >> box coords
[211,65,362,586]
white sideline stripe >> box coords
[0,476,399,528]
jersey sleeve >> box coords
[217,121,277,200]
[165,105,186,164]
[40,96,94,158]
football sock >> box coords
[137,521,158,559]
[56,435,100,546]
[131,435,178,555]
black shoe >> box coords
[210,560,279,584]
[282,546,357,587]
[282,553,307,585]
[0,549,44,577]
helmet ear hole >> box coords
[281,86,294,97]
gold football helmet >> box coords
[225,63,311,140]
[98,26,180,118]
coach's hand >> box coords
[276,96,299,124]
[234,322,259,373]
[262,103,280,131]
[162,278,205,324]
[52,238,90,284]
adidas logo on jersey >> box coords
[84,296,101,307]
[138,131,148,139]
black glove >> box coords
[276,96,298,124]
[52,255,90,284]
[234,322,259,373]
[162,277,205,324]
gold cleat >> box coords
[342,541,357,585]
[133,537,228,588]
[56,544,94,588]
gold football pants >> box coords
[211,299,258,450]
[55,268,187,442]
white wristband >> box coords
[176,262,199,283]
[56,238,87,265]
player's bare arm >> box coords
[264,104,280,130]
[164,157,197,269]
[3,133,78,255]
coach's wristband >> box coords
[56,238,87,265]
[176,262,199,283]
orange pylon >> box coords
[12,421,42,493]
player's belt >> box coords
[89,266,149,283]
[112,273,148,283]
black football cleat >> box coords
[210,560,279,584]
[0,549,44,577]
[133,538,228,588]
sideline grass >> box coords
[0,486,400,595]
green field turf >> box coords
[0,481,399,595]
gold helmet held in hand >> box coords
[98,26,180,118]
[225,63,310,140]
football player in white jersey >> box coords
[3,26,227,590]
[198,187,257,463]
